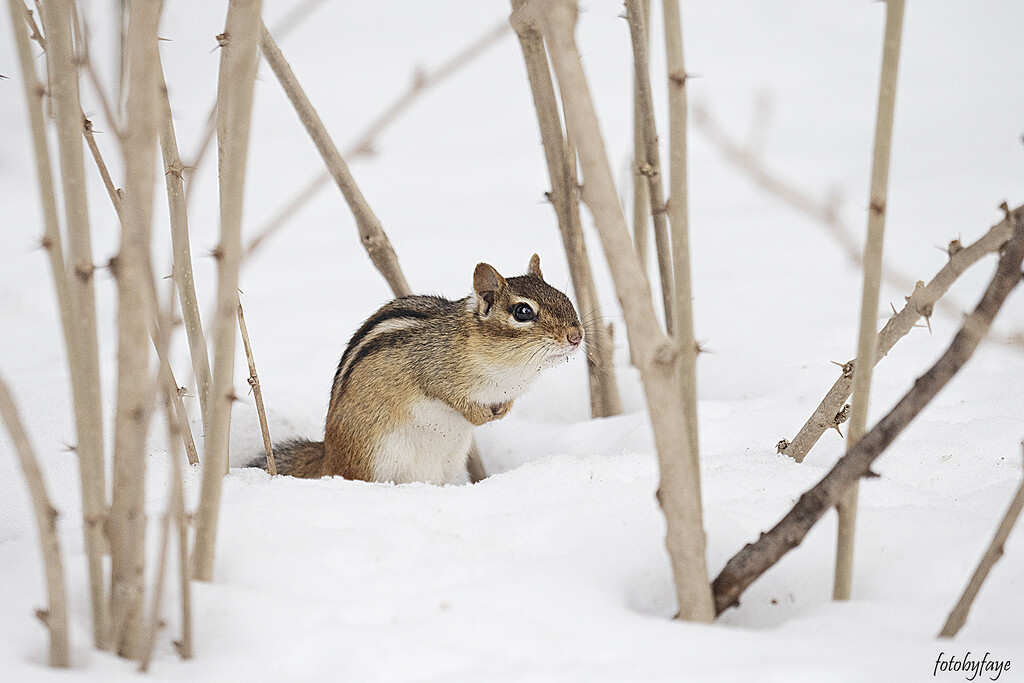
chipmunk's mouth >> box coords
[542,341,580,366]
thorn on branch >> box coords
[83,116,93,133]
[831,359,855,379]
[166,160,185,180]
[210,246,224,261]
[947,239,963,258]
[215,32,229,50]
[106,255,120,279]
[776,438,790,454]
[39,235,53,252]
[35,608,50,627]
[831,404,851,438]
[637,162,657,179]
[226,390,241,404]
[177,385,188,398]
[999,201,1011,218]
[864,468,882,479]
[869,199,886,217]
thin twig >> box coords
[192,0,263,583]
[778,208,1020,463]
[0,374,70,668]
[939,446,1024,638]
[835,0,905,601]
[80,98,199,467]
[173,444,192,659]
[631,0,650,278]
[244,21,509,259]
[258,21,411,297]
[625,0,674,336]
[713,212,1024,616]
[139,278,182,671]
[237,298,276,475]
[156,49,212,437]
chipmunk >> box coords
[249,254,584,484]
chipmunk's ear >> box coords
[473,262,507,316]
[527,253,544,280]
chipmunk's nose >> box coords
[567,330,583,347]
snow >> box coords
[1,0,1023,680]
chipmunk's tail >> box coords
[247,438,325,478]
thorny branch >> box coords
[713,211,1024,616]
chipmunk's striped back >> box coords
[248,255,583,483]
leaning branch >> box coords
[778,207,1020,463]
[258,22,411,297]
[237,298,276,475]
[939,447,1024,638]
[0,374,70,668]
[713,212,1024,616]
[157,50,213,438]
[244,21,509,259]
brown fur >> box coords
[249,255,583,482]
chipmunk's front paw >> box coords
[489,400,513,421]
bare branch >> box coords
[509,0,621,418]
[834,0,905,601]
[37,0,109,649]
[258,22,411,297]
[108,0,163,660]
[662,0,699,462]
[713,213,1024,616]
[156,49,212,437]
[526,0,714,622]
[779,209,1019,463]
[237,299,276,475]
[0,374,70,668]
[244,21,509,258]
[939,446,1024,638]
[192,0,263,583]
[625,0,674,335]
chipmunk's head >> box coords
[471,254,584,369]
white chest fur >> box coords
[372,398,474,484]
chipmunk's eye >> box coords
[512,302,536,322]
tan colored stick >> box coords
[0,375,70,668]
[835,0,905,602]
[192,0,263,583]
[182,0,349,206]
[237,299,276,475]
[509,0,622,418]
[139,281,182,671]
[37,0,110,650]
[625,0,674,336]
[662,0,699,464]
[108,0,162,660]
[939,448,1024,638]
[80,105,200,468]
[258,23,411,297]
[156,51,213,437]
[525,0,714,622]
[714,214,1024,615]
[631,0,650,277]
[779,210,1018,463]
[173,449,193,659]
[244,21,509,259]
